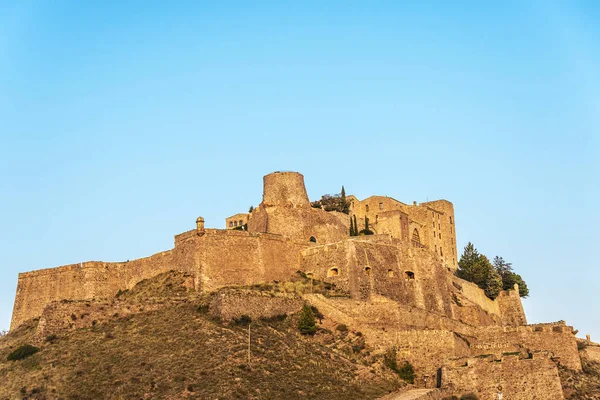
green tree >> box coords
[483,267,503,300]
[456,244,502,300]
[456,242,480,282]
[340,186,349,214]
[349,217,354,236]
[353,215,358,236]
[248,205,254,213]
[298,304,316,335]
[493,256,529,298]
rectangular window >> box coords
[379,202,384,210]
[438,223,440,229]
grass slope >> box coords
[0,273,403,400]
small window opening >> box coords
[439,233,441,239]
[239,220,243,226]
[309,236,317,243]
[432,222,435,228]
[234,221,238,227]
[405,271,415,280]
[365,267,372,275]
[376,215,378,223]
[450,216,453,224]
[388,269,394,277]
[438,223,440,229]
[440,247,443,256]
[379,202,384,210]
[229,221,233,227]
[366,204,369,212]
[328,267,339,277]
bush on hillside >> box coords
[7,345,40,361]
[298,304,316,335]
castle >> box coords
[10,171,582,399]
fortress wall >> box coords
[441,355,564,400]
[209,290,303,322]
[10,249,175,330]
[451,278,501,317]
[249,204,349,244]
[301,240,455,317]
[496,286,527,326]
[394,330,472,384]
[196,230,306,292]
[472,322,581,370]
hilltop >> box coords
[0,272,405,400]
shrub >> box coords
[298,304,316,335]
[231,315,252,326]
[383,348,414,383]
[45,334,58,343]
[7,345,40,361]
[196,304,209,314]
[460,394,479,400]
[336,324,348,332]
[397,361,415,383]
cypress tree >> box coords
[298,304,316,335]
[353,215,358,236]
[349,217,354,236]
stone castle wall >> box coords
[10,249,176,330]
[441,354,564,400]
[10,229,309,330]
[471,322,581,370]
[209,290,303,322]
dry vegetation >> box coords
[0,272,404,400]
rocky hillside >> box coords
[0,272,405,400]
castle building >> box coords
[10,171,581,399]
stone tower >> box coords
[262,171,310,208]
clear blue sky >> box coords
[1,1,598,338]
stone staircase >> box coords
[378,388,438,400]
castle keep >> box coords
[10,171,581,399]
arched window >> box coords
[412,228,421,245]
[229,221,233,227]
[234,221,238,227]
[328,267,339,277]
[239,220,243,226]
[309,236,317,243]
[405,271,415,280]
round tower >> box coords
[262,171,310,207]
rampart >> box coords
[441,354,564,400]
[209,290,303,322]
[470,321,581,370]
[11,228,309,330]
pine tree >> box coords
[484,267,503,300]
[340,185,349,214]
[298,304,316,335]
[456,242,480,282]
